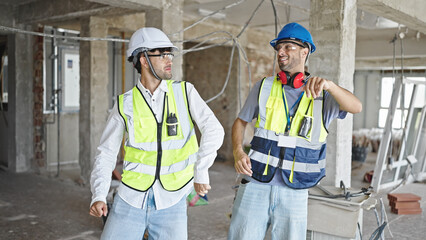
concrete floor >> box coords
[0,153,425,240]
[351,153,426,240]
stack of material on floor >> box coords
[388,193,422,215]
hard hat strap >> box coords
[305,44,311,63]
[132,47,147,66]
[143,51,162,81]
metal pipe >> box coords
[55,43,61,177]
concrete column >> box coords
[79,17,109,183]
[7,25,34,172]
[33,26,45,171]
[145,0,183,81]
[309,0,357,187]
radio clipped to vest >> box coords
[298,99,312,138]
[165,95,178,136]
[166,113,178,136]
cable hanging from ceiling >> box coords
[0,0,284,107]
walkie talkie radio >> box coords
[165,96,178,136]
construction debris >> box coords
[352,128,402,155]
[388,193,422,215]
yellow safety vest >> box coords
[249,76,329,188]
[118,80,198,191]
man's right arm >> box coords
[232,80,263,176]
[89,102,125,217]
[232,118,252,176]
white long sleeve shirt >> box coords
[90,80,224,210]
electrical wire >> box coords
[237,0,266,38]
[386,29,414,193]
[380,198,393,238]
[206,42,236,103]
[169,0,247,37]
[369,221,387,240]
[170,0,265,105]
[371,203,385,240]
[387,34,398,169]
[357,222,363,240]
[271,0,278,75]
[201,0,268,103]
[0,0,280,106]
[400,31,406,132]
[0,25,128,43]
[368,197,393,240]
[238,41,242,110]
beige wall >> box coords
[182,24,278,160]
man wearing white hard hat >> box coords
[89,27,224,239]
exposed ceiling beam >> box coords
[16,0,109,24]
[356,38,426,60]
[356,57,426,70]
[15,0,140,24]
[358,0,426,34]
[87,0,161,11]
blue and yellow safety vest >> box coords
[249,76,328,189]
[117,80,198,192]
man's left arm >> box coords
[186,82,225,196]
[304,76,362,114]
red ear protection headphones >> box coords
[278,71,305,88]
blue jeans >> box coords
[228,181,308,240]
[101,190,187,240]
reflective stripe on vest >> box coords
[118,80,199,192]
[250,76,328,189]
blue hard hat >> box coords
[270,22,316,53]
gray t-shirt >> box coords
[239,78,347,186]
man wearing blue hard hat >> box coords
[228,22,362,240]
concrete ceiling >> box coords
[0,0,405,33]
[184,0,311,33]
[183,0,404,32]
[1,0,425,67]
[0,0,35,6]
[183,0,423,47]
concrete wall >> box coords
[0,99,8,167]
[353,71,381,130]
[0,5,13,168]
[79,16,110,182]
[0,36,9,168]
[353,70,426,130]
[0,49,9,168]
[183,42,238,160]
[182,18,275,160]
[6,26,35,172]
[45,113,80,172]
[108,39,137,99]
[309,0,357,187]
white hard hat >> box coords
[126,27,178,58]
